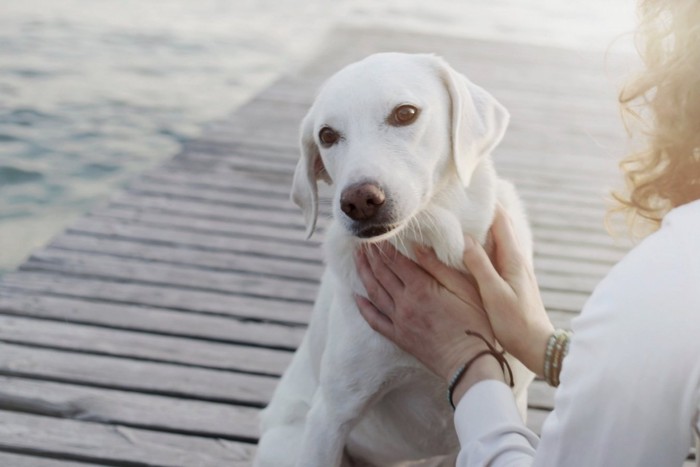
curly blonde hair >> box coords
[613,0,700,235]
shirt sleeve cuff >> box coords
[454,379,525,445]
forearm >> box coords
[512,322,552,378]
[454,380,537,467]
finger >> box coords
[491,205,526,277]
[413,246,479,302]
[374,242,432,286]
[355,294,395,339]
[462,235,505,292]
[355,249,396,314]
[366,243,407,293]
[483,228,497,264]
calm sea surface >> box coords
[0,0,634,274]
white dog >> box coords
[255,52,534,467]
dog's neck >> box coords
[324,158,498,290]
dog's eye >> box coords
[319,127,340,147]
[390,105,419,126]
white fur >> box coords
[255,53,534,467]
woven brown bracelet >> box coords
[446,330,516,410]
[466,330,515,388]
[446,349,496,409]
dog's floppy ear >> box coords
[291,111,331,238]
[438,59,510,186]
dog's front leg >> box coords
[295,294,394,467]
[297,386,380,467]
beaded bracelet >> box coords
[543,329,572,387]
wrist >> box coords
[445,330,513,409]
[441,341,489,382]
[542,329,573,386]
[518,322,555,377]
[449,355,504,407]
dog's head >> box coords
[291,53,509,240]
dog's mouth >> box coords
[355,223,398,239]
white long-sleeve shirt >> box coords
[454,199,700,466]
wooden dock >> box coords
[0,27,676,465]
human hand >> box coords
[456,205,554,376]
[353,242,501,384]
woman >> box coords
[354,0,700,465]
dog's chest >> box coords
[347,376,460,463]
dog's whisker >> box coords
[421,211,435,238]
[407,216,420,246]
[398,233,408,256]
[413,216,426,245]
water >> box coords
[0,0,635,275]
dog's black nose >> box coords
[340,182,386,221]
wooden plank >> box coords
[92,204,321,246]
[521,198,613,226]
[127,178,297,211]
[532,225,628,251]
[0,376,260,440]
[145,166,293,196]
[535,242,623,266]
[0,273,312,324]
[539,290,589,314]
[533,271,601,295]
[0,452,103,466]
[534,256,612,280]
[0,342,276,406]
[0,377,259,442]
[24,249,319,304]
[0,290,305,349]
[182,139,300,161]
[0,315,292,375]
[0,410,255,467]
[79,205,322,259]
[110,190,308,229]
[49,232,323,282]
[177,152,295,177]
